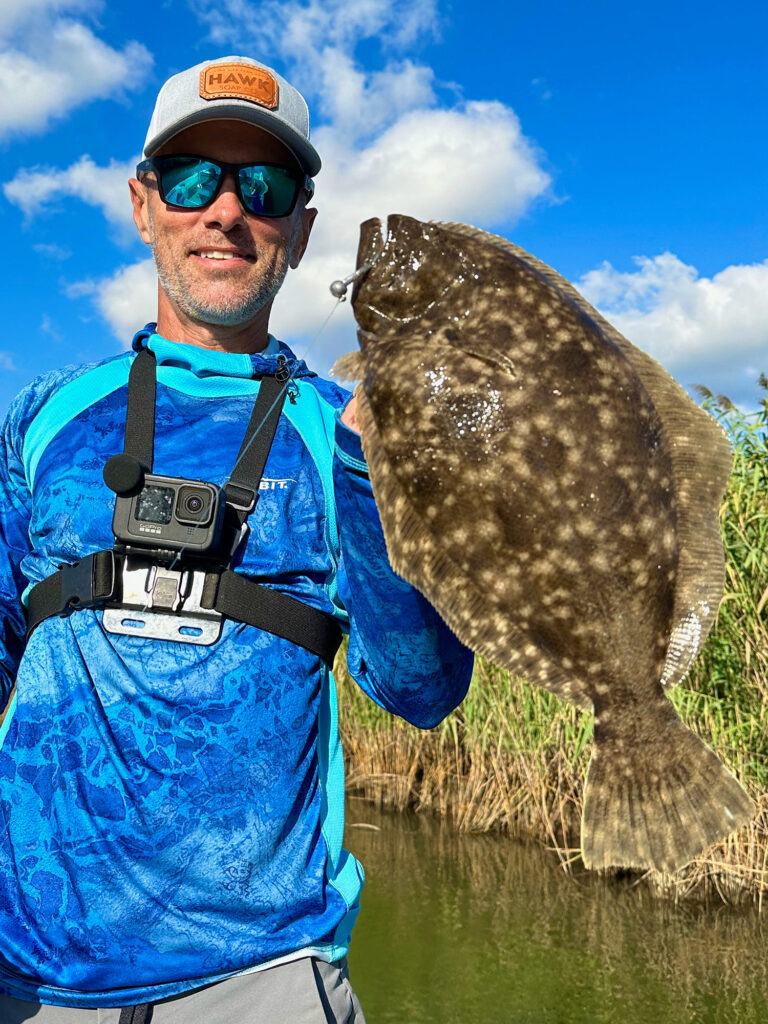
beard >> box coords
[148,212,302,327]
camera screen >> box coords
[136,485,174,525]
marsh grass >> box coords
[338,383,768,904]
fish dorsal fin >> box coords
[354,381,593,710]
[434,220,733,687]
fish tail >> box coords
[581,700,755,873]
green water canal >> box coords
[345,802,768,1024]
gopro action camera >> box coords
[112,473,227,556]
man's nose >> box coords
[203,173,246,231]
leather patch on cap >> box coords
[199,63,278,108]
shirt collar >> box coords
[131,324,313,380]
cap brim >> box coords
[144,105,321,177]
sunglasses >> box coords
[136,155,314,218]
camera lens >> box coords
[175,485,214,526]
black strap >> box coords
[208,570,343,666]
[24,352,344,663]
[126,346,288,521]
[225,373,288,522]
[24,552,343,666]
[124,348,157,470]
[25,551,117,637]
[118,1004,152,1024]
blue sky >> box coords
[0,0,765,415]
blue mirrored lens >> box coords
[239,165,298,216]
[151,158,301,216]
[159,158,220,207]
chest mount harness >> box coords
[25,348,343,666]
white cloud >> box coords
[16,0,551,372]
[0,5,152,140]
[0,0,93,36]
[531,77,553,102]
[312,55,437,141]
[85,260,158,345]
[579,254,768,404]
[193,0,441,69]
[188,0,551,373]
[4,156,138,236]
[64,279,99,300]
[193,0,444,143]
[33,242,72,261]
[270,254,358,373]
[40,313,63,343]
[269,100,551,372]
[320,102,548,237]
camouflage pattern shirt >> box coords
[0,325,473,1007]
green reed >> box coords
[338,378,768,902]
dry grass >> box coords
[339,385,768,905]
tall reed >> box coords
[338,381,768,904]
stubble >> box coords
[148,207,302,327]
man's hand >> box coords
[340,395,360,434]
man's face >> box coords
[129,120,316,328]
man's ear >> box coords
[289,206,318,269]
[129,178,152,245]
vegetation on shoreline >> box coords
[338,383,768,905]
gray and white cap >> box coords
[143,56,321,177]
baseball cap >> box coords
[143,56,321,177]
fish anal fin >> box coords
[355,387,592,710]
[597,332,730,689]
[581,698,754,873]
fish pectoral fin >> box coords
[330,350,365,382]
[581,698,755,874]
[440,327,517,378]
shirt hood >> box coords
[131,324,317,381]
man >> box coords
[0,56,473,1022]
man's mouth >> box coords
[191,248,256,263]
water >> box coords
[344,801,768,1024]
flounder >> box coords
[333,214,755,874]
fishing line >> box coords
[156,297,345,585]
[132,257,378,613]
[219,295,345,489]
[214,254,377,497]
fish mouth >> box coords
[352,214,458,327]
[350,217,384,303]
[352,215,434,306]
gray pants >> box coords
[0,958,366,1024]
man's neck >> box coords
[155,293,273,355]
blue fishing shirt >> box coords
[0,326,473,1007]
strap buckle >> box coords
[59,551,116,611]
[224,481,257,515]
